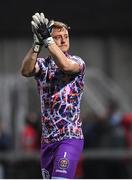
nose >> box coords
[61,36,66,43]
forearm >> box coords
[48,43,80,73]
[20,48,38,77]
[48,44,68,70]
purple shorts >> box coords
[40,138,84,179]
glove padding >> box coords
[31,12,55,48]
[31,13,45,52]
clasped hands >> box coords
[31,12,55,52]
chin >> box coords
[61,46,69,53]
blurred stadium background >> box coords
[0,0,132,178]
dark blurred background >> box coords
[1,0,132,37]
[0,0,132,178]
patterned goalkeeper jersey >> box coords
[35,53,85,143]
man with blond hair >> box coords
[20,12,86,179]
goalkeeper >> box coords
[20,12,86,179]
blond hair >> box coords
[50,20,70,30]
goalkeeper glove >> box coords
[31,12,55,48]
[31,14,44,53]
[32,28,43,53]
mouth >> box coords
[60,45,67,48]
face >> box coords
[51,27,70,53]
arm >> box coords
[22,12,80,75]
[48,44,80,73]
[20,13,46,77]
[20,48,39,77]
[30,13,80,73]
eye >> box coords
[53,36,61,40]
[64,34,69,39]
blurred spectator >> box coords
[82,99,130,178]
[20,112,41,152]
[121,113,132,178]
[0,120,12,178]
[97,99,125,149]
[105,98,122,126]
[82,113,97,149]
[85,99,125,149]
[0,121,12,151]
[122,113,132,148]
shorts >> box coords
[40,138,84,179]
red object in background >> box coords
[75,154,84,178]
[122,113,132,148]
[122,113,132,127]
[21,125,39,151]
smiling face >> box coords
[51,24,70,53]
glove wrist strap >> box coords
[44,37,55,48]
[32,43,42,53]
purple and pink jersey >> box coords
[35,53,85,144]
